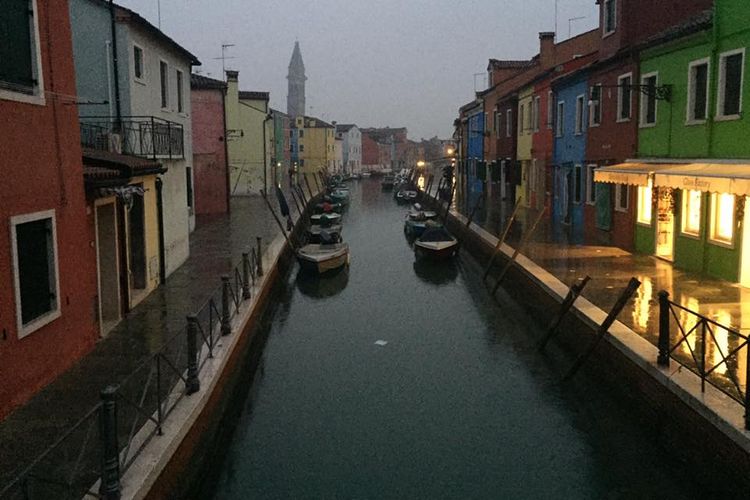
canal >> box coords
[202,179,705,499]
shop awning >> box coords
[594,162,684,186]
[653,163,750,196]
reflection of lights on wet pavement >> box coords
[633,276,653,330]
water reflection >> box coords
[412,257,458,286]
[295,267,349,299]
[632,275,653,331]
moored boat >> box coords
[311,212,342,225]
[395,189,418,204]
[306,223,343,243]
[381,175,395,190]
[296,241,350,274]
[414,226,459,259]
[361,171,371,178]
[404,205,440,237]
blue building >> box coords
[552,71,589,241]
[465,106,485,206]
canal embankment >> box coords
[424,191,750,493]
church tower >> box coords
[286,41,306,119]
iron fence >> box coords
[658,291,749,429]
[80,116,184,160]
[0,246,263,500]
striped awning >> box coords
[653,163,750,196]
[594,162,685,187]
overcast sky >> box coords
[117,0,599,140]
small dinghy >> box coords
[404,204,439,237]
[306,223,343,243]
[396,189,418,204]
[414,226,458,259]
[311,212,342,225]
[296,231,350,274]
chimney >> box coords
[539,32,555,69]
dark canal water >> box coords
[204,179,705,499]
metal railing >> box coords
[1,244,264,500]
[657,291,749,429]
[80,116,184,160]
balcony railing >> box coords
[80,116,184,160]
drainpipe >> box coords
[108,0,122,125]
[156,177,166,284]
[221,89,231,213]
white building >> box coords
[335,124,362,174]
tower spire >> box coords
[287,41,306,119]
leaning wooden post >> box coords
[466,190,485,228]
[313,171,321,193]
[260,189,294,248]
[657,290,671,367]
[443,183,456,221]
[491,206,545,294]
[296,183,308,205]
[538,276,591,351]
[185,316,201,394]
[256,236,264,276]
[98,386,121,500]
[303,174,314,200]
[563,277,641,381]
[221,276,231,336]
[483,198,523,280]
[242,253,252,299]
[289,187,303,218]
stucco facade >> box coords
[336,124,362,173]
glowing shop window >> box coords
[637,185,652,224]
[710,193,735,244]
[681,190,702,236]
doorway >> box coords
[655,187,675,261]
[741,196,750,288]
[95,201,120,335]
[127,187,147,292]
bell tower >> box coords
[286,41,306,119]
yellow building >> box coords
[294,115,335,177]
[225,70,272,196]
[516,85,534,206]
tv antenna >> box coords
[214,44,237,80]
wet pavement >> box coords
[450,176,748,404]
[203,179,710,499]
[0,196,282,491]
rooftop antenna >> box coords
[213,44,237,80]
[157,0,161,29]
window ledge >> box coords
[0,88,46,106]
[639,122,657,129]
[708,237,735,249]
[680,231,701,240]
[18,309,61,340]
[602,29,616,39]
[615,207,629,213]
[715,113,741,122]
[685,119,707,126]
[636,221,652,227]
[616,117,632,123]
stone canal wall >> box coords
[435,202,750,494]
[116,194,315,500]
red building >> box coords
[361,132,380,170]
[0,0,98,420]
[191,74,230,215]
[585,0,713,249]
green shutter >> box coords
[0,0,35,90]
[595,183,612,230]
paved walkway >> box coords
[0,196,284,489]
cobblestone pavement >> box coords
[0,196,284,489]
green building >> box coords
[600,2,750,286]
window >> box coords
[717,49,744,119]
[687,59,709,123]
[586,165,597,205]
[547,91,554,128]
[603,0,617,35]
[519,104,525,133]
[533,96,541,132]
[11,210,60,337]
[300,159,305,167]
[299,144,304,152]
[589,84,602,126]
[617,73,632,121]
[186,166,193,210]
[573,165,582,203]
[160,61,169,109]
[0,0,44,102]
[176,69,184,113]
[640,73,658,126]
[506,109,512,137]
[299,129,304,138]
[575,95,585,134]
[556,101,565,137]
[615,184,629,212]
[637,185,652,224]
[494,110,501,138]
[681,190,702,236]
[709,193,735,244]
[133,45,144,80]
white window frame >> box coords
[681,189,702,237]
[533,95,541,132]
[547,90,554,129]
[133,44,146,83]
[519,103,525,134]
[709,193,736,247]
[639,72,659,127]
[615,184,630,212]
[159,59,170,110]
[589,84,602,127]
[716,48,745,121]
[10,209,61,338]
[0,0,46,106]
[586,165,597,205]
[603,0,617,37]
[176,69,184,113]
[506,108,512,138]
[575,94,585,135]
[686,58,710,125]
[616,73,633,122]
[556,101,565,137]
[494,109,501,138]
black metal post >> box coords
[242,253,252,299]
[256,236,264,276]
[99,386,121,500]
[745,352,750,430]
[221,276,231,336]
[186,316,200,394]
[657,290,671,367]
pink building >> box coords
[190,74,230,215]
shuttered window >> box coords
[0,0,35,92]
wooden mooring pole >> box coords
[538,276,591,351]
[466,190,485,228]
[563,277,641,381]
[260,189,295,249]
[303,174,314,200]
[491,206,546,294]
[482,199,522,280]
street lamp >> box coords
[417,160,426,168]
[447,147,455,156]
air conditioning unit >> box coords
[107,133,122,154]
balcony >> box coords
[80,116,184,160]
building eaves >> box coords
[82,148,166,179]
[636,9,713,52]
[190,73,226,90]
[239,91,270,101]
